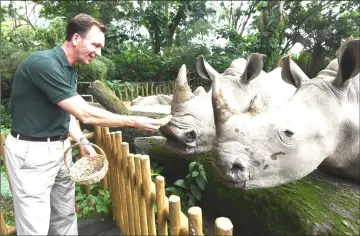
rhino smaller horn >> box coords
[172,64,194,104]
[212,73,238,124]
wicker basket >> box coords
[63,142,108,185]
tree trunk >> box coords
[134,136,360,236]
[88,80,130,115]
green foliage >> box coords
[0,39,34,82]
[1,103,12,137]
[75,183,112,218]
[76,56,115,82]
[166,161,207,213]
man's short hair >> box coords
[65,13,107,41]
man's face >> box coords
[73,25,105,64]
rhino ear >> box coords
[332,39,360,87]
[240,53,265,84]
[281,55,310,88]
[193,86,206,97]
[196,55,220,81]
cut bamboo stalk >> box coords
[122,142,135,235]
[117,88,123,101]
[215,217,233,235]
[155,176,168,235]
[124,86,128,101]
[115,132,127,233]
[150,82,154,95]
[129,154,141,235]
[130,87,134,100]
[169,195,181,235]
[136,84,139,98]
[140,155,156,235]
[134,154,148,235]
[188,207,203,236]
[146,83,149,96]
[141,85,145,96]
[102,127,110,189]
[109,133,118,221]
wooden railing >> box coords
[94,126,233,235]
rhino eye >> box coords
[284,130,294,137]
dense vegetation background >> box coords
[1,0,359,129]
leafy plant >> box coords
[166,161,207,213]
[75,183,112,218]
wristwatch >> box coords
[79,136,89,144]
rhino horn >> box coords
[212,72,238,124]
[172,64,194,104]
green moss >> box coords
[148,144,360,236]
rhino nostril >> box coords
[184,130,197,143]
[231,159,246,172]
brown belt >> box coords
[11,131,69,142]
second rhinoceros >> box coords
[210,39,359,189]
[160,54,296,156]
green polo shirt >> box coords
[10,44,78,137]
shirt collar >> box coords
[54,44,73,67]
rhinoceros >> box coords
[210,39,360,190]
[131,94,173,106]
[160,54,296,156]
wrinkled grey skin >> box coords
[131,94,173,106]
[211,39,360,189]
[160,54,296,156]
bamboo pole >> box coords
[155,176,168,235]
[215,217,233,235]
[122,142,135,235]
[146,82,149,96]
[155,85,159,95]
[108,133,117,220]
[101,127,109,189]
[129,154,141,235]
[150,82,154,95]
[124,87,128,101]
[130,87,134,100]
[141,85,145,96]
[134,154,148,235]
[136,84,139,98]
[117,88,123,101]
[169,195,181,235]
[115,132,128,234]
[140,155,156,235]
[188,207,203,236]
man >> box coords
[5,13,167,235]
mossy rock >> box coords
[143,141,360,236]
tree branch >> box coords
[166,3,186,47]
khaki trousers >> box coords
[5,134,78,235]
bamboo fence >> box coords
[115,81,174,101]
[93,126,233,235]
[0,127,233,235]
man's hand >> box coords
[79,138,97,158]
[133,115,172,131]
